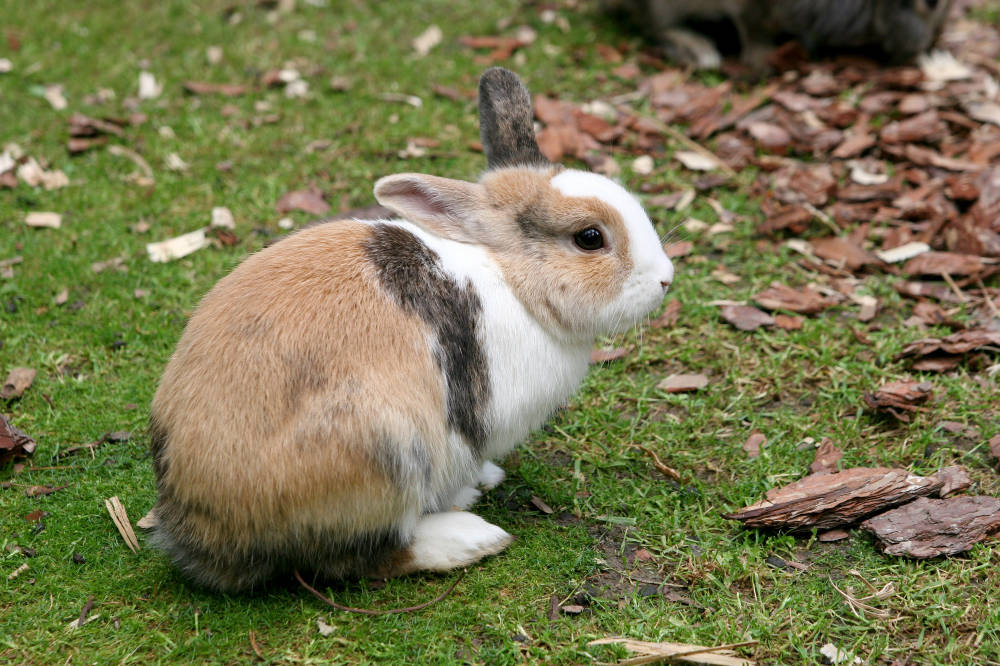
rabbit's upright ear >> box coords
[374,173,487,243]
[478,67,551,170]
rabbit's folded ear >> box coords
[478,67,551,170]
[374,173,487,243]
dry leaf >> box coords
[1,367,36,400]
[664,241,693,258]
[743,431,766,458]
[876,241,930,264]
[903,252,985,276]
[990,435,1000,465]
[276,188,330,215]
[720,305,775,332]
[657,374,708,393]
[650,299,681,328]
[138,71,161,99]
[754,283,834,314]
[724,465,970,530]
[810,236,876,271]
[861,496,1000,558]
[774,314,803,330]
[25,484,69,497]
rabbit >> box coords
[609,0,953,71]
[147,67,674,593]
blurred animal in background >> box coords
[606,0,955,71]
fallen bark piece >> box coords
[990,435,1000,465]
[897,329,1000,358]
[588,637,756,665]
[657,374,708,393]
[810,438,843,474]
[863,380,932,421]
[0,415,36,464]
[861,496,1000,558]
[818,529,850,542]
[1,367,36,400]
[724,466,969,531]
[720,305,775,331]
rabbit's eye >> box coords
[573,227,604,251]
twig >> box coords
[941,271,966,303]
[802,203,841,235]
[977,277,1000,320]
[621,110,738,178]
[78,595,95,627]
[633,445,682,482]
[294,568,466,615]
[249,630,265,660]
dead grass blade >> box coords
[589,637,756,665]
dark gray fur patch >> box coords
[149,412,409,593]
[150,498,407,593]
[371,435,432,491]
[478,67,550,169]
[364,223,490,453]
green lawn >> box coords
[2,1,999,663]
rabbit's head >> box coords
[374,68,673,342]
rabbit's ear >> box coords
[374,173,487,243]
[478,67,551,170]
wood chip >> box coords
[105,496,140,553]
[146,229,210,263]
[809,438,843,474]
[25,212,62,229]
[1,367,36,400]
[863,380,933,421]
[724,466,970,530]
[276,188,330,215]
[657,374,708,393]
[861,496,1000,558]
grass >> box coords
[2,0,999,663]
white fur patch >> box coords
[550,169,674,331]
[450,486,482,510]
[478,460,506,489]
[407,511,513,571]
[373,219,592,464]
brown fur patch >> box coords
[477,168,633,337]
[150,221,454,590]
